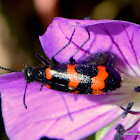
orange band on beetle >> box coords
[70,90,79,94]
[92,90,104,95]
[46,84,51,89]
[91,66,108,91]
[45,68,52,80]
[67,64,79,88]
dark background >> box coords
[0,0,140,139]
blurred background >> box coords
[0,0,140,139]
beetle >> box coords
[0,22,122,108]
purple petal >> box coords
[40,17,140,76]
[0,72,134,140]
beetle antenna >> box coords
[23,82,28,109]
[0,66,21,72]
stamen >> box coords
[121,102,134,118]
[114,124,125,140]
[120,102,140,117]
[125,118,140,131]
[134,86,140,92]
[114,120,140,140]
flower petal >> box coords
[40,18,140,76]
[0,73,134,140]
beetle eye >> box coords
[24,66,33,83]
[27,71,32,77]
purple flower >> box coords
[0,17,140,140]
